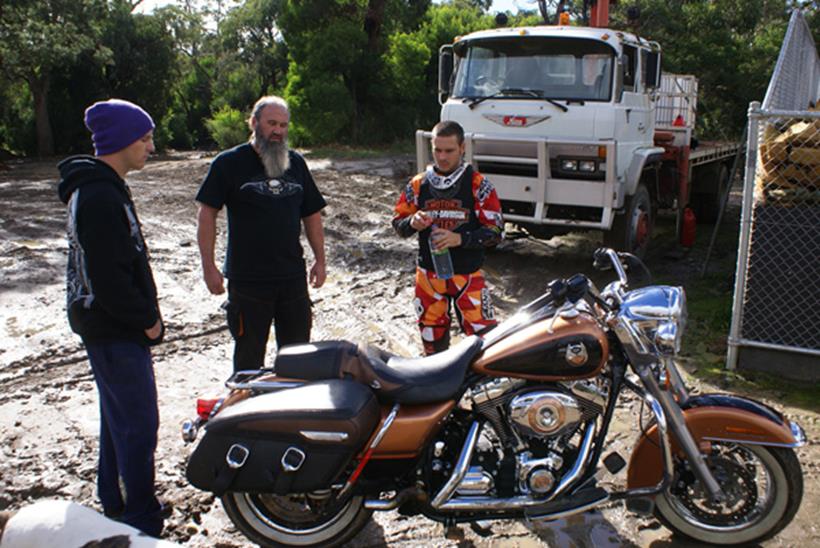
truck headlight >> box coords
[560,159,578,171]
[578,160,597,172]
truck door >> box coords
[614,44,654,194]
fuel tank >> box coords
[473,313,608,380]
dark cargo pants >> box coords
[226,277,312,372]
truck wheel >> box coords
[603,184,652,258]
[691,164,729,224]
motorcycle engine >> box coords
[454,378,606,497]
[508,389,600,439]
[506,385,604,495]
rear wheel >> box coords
[690,164,729,224]
[654,442,803,545]
[222,491,372,547]
[603,183,653,258]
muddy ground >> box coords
[0,151,817,547]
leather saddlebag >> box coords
[186,379,379,495]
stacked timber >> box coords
[757,113,820,206]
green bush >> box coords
[205,106,248,149]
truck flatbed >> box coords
[689,141,742,167]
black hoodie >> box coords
[57,155,163,346]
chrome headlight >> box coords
[618,286,687,355]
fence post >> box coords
[726,101,761,370]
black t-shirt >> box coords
[196,144,326,282]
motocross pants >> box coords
[414,266,496,355]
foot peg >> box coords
[603,452,626,474]
[470,520,494,537]
[625,497,655,515]
[444,524,465,541]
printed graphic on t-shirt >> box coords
[423,198,469,231]
[240,178,302,199]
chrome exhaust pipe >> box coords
[431,421,481,508]
[364,487,422,511]
[437,420,598,512]
[440,495,542,511]
[544,420,596,502]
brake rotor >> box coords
[672,452,760,526]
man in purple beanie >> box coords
[56,99,169,537]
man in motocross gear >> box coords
[393,120,504,355]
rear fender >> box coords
[626,394,804,489]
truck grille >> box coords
[546,205,603,222]
[476,160,605,181]
[501,201,536,217]
[477,161,538,178]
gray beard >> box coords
[254,132,290,178]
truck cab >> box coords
[417,25,665,255]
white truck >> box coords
[416,16,740,256]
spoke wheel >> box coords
[222,491,372,547]
[655,442,803,545]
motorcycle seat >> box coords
[275,336,484,404]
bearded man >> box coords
[196,95,326,372]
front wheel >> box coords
[603,183,653,258]
[222,491,372,547]
[655,442,803,545]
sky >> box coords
[135,0,529,15]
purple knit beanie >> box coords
[84,99,155,156]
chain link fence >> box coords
[728,10,820,373]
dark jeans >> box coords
[85,341,163,537]
[227,277,312,372]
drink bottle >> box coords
[429,224,454,280]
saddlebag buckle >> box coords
[281,446,306,473]
[226,443,249,469]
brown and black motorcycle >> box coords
[182,248,805,547]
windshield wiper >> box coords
[466,88,569,112]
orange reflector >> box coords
[598,146,607,158]
[197,398,221,421]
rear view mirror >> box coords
[438,45,454,104]
[646,51,661,89]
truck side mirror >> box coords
[438,45,454,104]
[646,51,661,89]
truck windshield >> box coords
[452,37,614,102]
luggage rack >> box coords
[226,369,304,392]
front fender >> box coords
[625,147,664,196]
[626,394,805,489]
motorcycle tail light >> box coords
[197,397,222,421]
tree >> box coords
[101,4,177,123]
[154,2,218,147]
[384,3,495,135]
[0,0,111,156]
[218,0,288,93]
[611,0,800,139]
